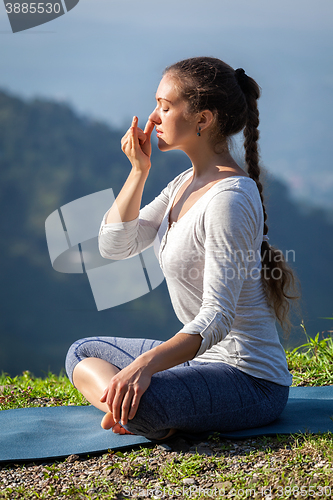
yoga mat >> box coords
[0,405,150,463]
[0,386,332,463]
[218,385,333,439]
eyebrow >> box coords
[156,97,173,104]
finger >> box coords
[112,390,126,423]
[100,389,107,403]
[121,136,130,153]
[121,126,132,141]
[144,119,155,141]
[128,391,141,421]
[121,125,133,147]
[105,385,117,412]
[130,117,139,151]
[120,389,134,425]
[137,128,146,144]
[122,117,137,152]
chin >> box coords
[157,138,174,152]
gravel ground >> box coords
[1,433,332,500]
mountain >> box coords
[0,89,332,376]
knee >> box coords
[65,336,116,384]
[65,337,90,385]
[65,341,79,385]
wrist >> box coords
[135,350,158,377]
[130,163,151,177]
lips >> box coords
[156,129,163,136]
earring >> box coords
[197,127,201,137]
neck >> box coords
[183,141,246,183]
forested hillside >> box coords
[0,89,332,376]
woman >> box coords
[65,57,298,440]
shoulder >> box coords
[206,176,262,215]
[203,176,263,235]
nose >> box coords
[149,107,161,125]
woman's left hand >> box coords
[100,360,152,426]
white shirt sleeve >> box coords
[98,184,170,260]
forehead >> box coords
[155,73,180,102]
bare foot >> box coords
[101,411,134,435]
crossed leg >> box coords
[72,357,176,438]
[72,357,133,435]
[67,338,289,440]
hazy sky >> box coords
[1,0,332,209]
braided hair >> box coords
[165,57,300,333]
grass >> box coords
[286,321,333,386]
[0,370,89,410]
[0,322,333,499]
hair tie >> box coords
[262,234,269,243]
[235,68,248,89]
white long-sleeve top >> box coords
[99,168,292,386]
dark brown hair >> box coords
[165,57,300,334]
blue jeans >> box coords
[65,336,289,440]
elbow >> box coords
[99,247,112,260]
[98,237,134,261]
[98,235,116,260]
[197,311,231,355]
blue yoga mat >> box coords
[0,405,150,463]
[219,385,333,439]
[0,386,332,463]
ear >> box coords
[197,110,215,132]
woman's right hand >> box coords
[121,116,155,174]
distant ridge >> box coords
[0,89,332,376]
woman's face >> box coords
[149,73,197,152]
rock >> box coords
[183,477,196,485]
[156,443,172,452]
[214,480,232,489]
[66,455,79,463]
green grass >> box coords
[286,321,333,386]
[0,323,333,499]
[0,370,89,410]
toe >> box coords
[101,412,134,434]
[101,411,116,430]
